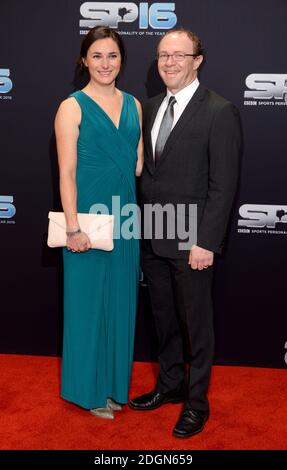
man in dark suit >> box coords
[129,29,241,438]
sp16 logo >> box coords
[0,69,13,94]
[79,2,177,29]
[0,196,16,219]
[244,74,287,101]
[238,204,287,229]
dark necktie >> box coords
[154,95,176,166]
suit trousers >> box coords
[142,241,214,412]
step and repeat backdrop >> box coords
[1,1,287,367]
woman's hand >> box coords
[66,232,91,253]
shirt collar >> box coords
[166,78,200,105]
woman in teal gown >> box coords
[54,26,143,418]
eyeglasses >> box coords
[157,52,197,62]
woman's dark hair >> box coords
[79,26,125,70]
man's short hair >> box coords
[158,28,204,56]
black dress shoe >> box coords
[173,408,209,438]
[129,388,184,411]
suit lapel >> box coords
[155,84,207,171]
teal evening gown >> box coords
[61,90,140,409]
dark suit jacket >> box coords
[139,83,242,258]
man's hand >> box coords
[188,245,214,270]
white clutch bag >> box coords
[47,211,114,251]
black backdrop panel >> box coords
[1,1,287,367]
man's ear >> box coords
[194,55,203,70]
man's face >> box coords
[157,32,203,94]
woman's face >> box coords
[83,37,122,87]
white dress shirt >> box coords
[151,78,200,156]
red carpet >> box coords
[0,354,286,450]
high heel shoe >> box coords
[90,407,114,419]
[106,398,122,411]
